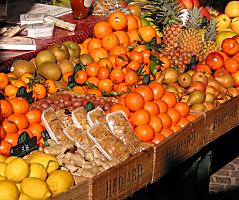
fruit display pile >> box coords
[0,0,239,199]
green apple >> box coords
[216,14,231,33]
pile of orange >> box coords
[110,83,197,143]
[0,97,45,156]
[66,11,162,95]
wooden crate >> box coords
[152,115,207,182]
[50,177,90,200]
[205,95,239,145]
[89,146,154,200]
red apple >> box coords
[205,52,224,71]
[233,35,239,44]
[180,0,194,10]
[199,7,210,21]
[192,0,200,8]
[193,64,211,73]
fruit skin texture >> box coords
[109,11,128,31]
[5,158,30,183]
[46,170,74,196]
[205,52,224,70]
[221,38,239,56]
[0,180,20,200]
[216,14,231,32]
[29,163,47,181]
[231,17,239,34]
[93,21,113,39]
[225,1,239,18]
[135,124,155,142]
[125,92,145,111]
[21,177,51,200]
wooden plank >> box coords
[152,115,206,182]
[50,177,89,200]
[89,146,154,200]
[205,95,239,145]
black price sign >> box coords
[10,131,38,157]
[41,130,51,146]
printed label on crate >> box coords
[41,130,51,146]
[10,132,38,157]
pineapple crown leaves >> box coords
[204,18,217,42]
[185,7,201,29]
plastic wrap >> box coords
[87,107,108,126]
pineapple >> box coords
[199,18,218,61]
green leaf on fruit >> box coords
[143,74,151,84]
[118,55,127,61]
[128,45,136,52]
[68,74,77,89]
[102,90,125,97]
[85,81,98,89]
[25,91,34,104]
[85,101,95,112]
[202,16,208,27]
[185,55,198,72]
[136,65,145,76]
[16,86,27,97]
[149,60,157,77]
[74,63,86,72]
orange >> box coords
[134,124,155,142]
[72,86,86,94]
[98,58,113,69]
[217,51,229,62]
[159,56,171,70]
[90,48,109,62]
[118,96,126,105]
[2,119,18,134]
[161,92,177,108]
[138,25,157,42]
[170,124,181,133]
[155,99,168,113]
[110,69,125,83]
[108,11,128,31]
[158,113,172,128]
[134,15,142,28]
[4,133,19,146]
[28,123,44,141]
[0,126,6,140]
[33,83,47,100]
[174,102,190,117]
[113,31,130,47]
[126,15,138,31]
[109,45,128,56]
[233,52,239,63]
[161,128,174,138]
[221,38,239,56]
[167,108,181,124]
[25,109,42,125]
[109,55,117,68]
[97,67,110,79]
[186,114,198,122]
[116,82,129,93]
[102,33,120,51]
[133,45,147,53]
[205,52,224,70]
[13,80,26,88]
[127,61,141,71]
[141,49,151,64]
[149,82,165,100]
[98,79,113,93]
[87,77,99,87]
[0,73,9,89]
[115,54,129,68]
[125,70,138,85]
[45,80,58,94]
[144,101,159,116]
[127,29,141,44]
[62,71,73,83]
[79,43,89,54]
[86,62,99,77]
[224,58,239,74]
[0,99,13,118]
[87,88,102,96]
[4,85,18,97]
[83,38,92,45]
[149,115,163,134]
[93,21,113,39]
[10,97,29,114]
[87,38,102,52]
[135,85,154,102]
[152,133,166,144]
[129,51,143,64]
[8,113,29,130]
[177,117,190,128]
[110,103,130,119]
[131,109,150,126]
[125,92,145,111]
[0,141,12,156]
[75,70,88,85]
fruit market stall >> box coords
[0,0,239,199]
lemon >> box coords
[0,162,6,177]
[5,156,18,163]
[0,175,5,180]
[0,180,20,200]
[16,183,21,191]
[27,153,59,174]
[46,170,74,196]
[29,163,48,181]
[5,158,30,182]
[18,194,34,200]
[0,154,6,162]
[21,177,51,200]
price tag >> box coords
[41,130,51,146]
[10,132,38,157]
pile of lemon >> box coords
[0,152,74,200]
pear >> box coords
[207,78,227,95]
[178,73,192,88]
[191,103,207,112]
[186,69,196,76]
[191,71,208,86]
[79,54,94,65]
[188,81,206,93]
[180,95,189,103]
[165,85,179,94]
[187,90,206,106]
[205,93,216,103]
[215,73,235,88]
[163,68,179,85]
[38,62,62,81]
[36,50,57,67]
[206,85,220,97]
[203,102,214,111]
[227,87,239,97]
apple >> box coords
[231,17,239,34]
[233,35,239,44]
[180,0,194,10]
[225,1,239,18]
[63,41,81,59]
[49,43,70,62]
[216,14,231,33]
[216,31,237,49]
[192,0,200,8]
[199,7,210,21]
